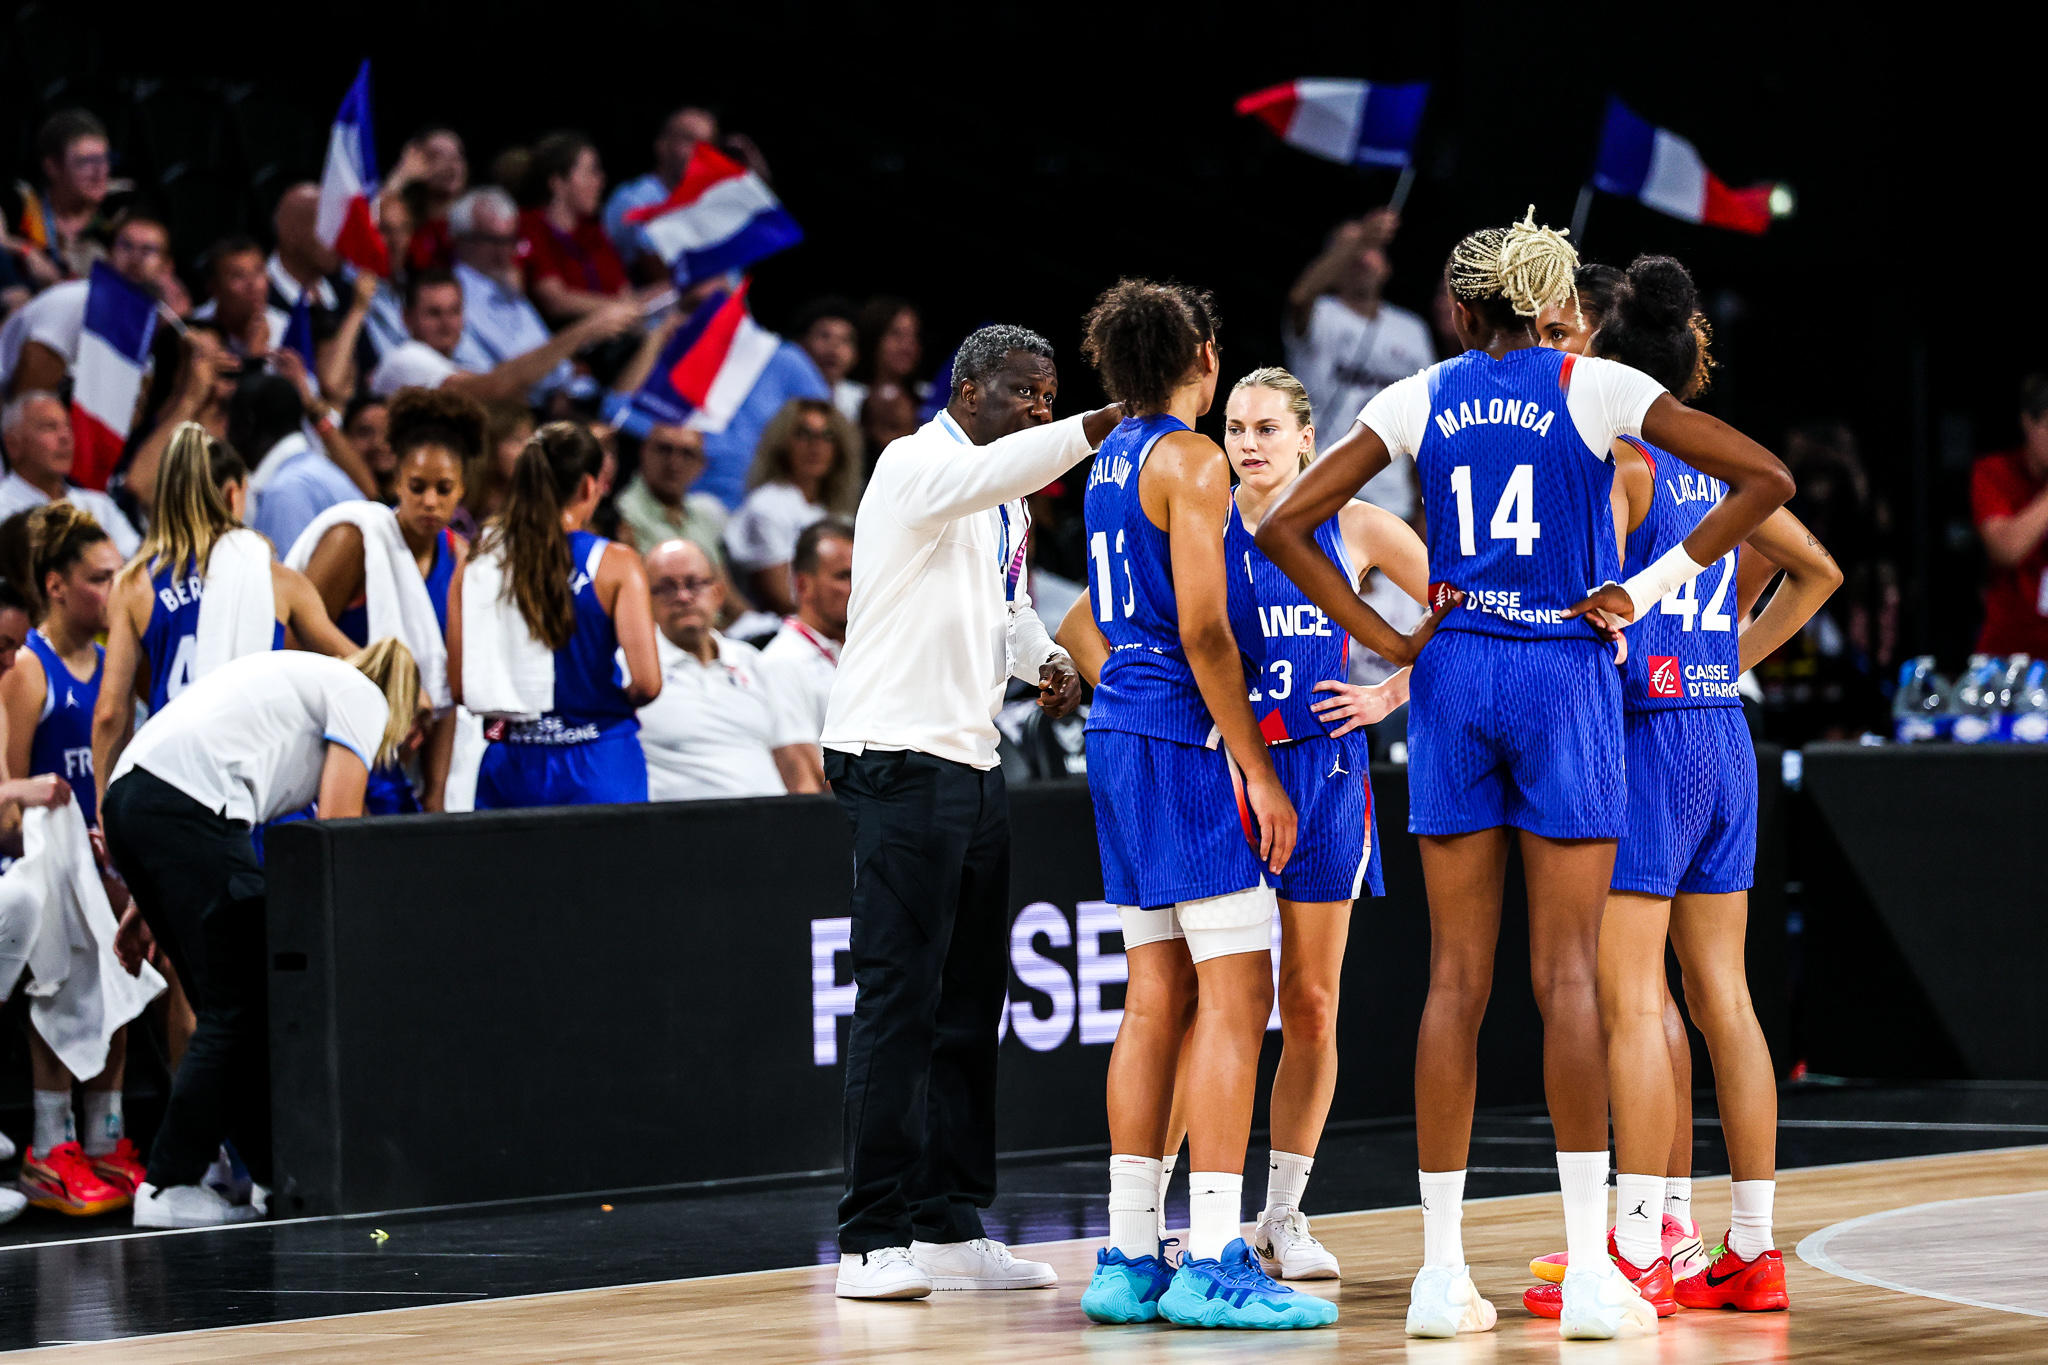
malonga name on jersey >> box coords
[1432,396,1557,440]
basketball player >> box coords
[1257,210,1794,1340]
[1519,257,1838,1317]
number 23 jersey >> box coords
[1359,348,1665,642]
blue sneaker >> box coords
[1081,1244,1176,1323]
[1158,1238,1338,1329]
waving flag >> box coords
[1235,79,1430,169]
[623,144,803,287]
[69,261,159,491]
[1591,99,1782,235]
[317,62,391,276]
[626,281,779,435]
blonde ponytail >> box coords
[347,637,423,769]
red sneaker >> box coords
[1531,1215,1706,1284]
[1675,1237,1789,1311]
[87,1139,147,1195]
[19,1142,132,1215]
[1523,1252,1676,1319]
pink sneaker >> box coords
[1529,1216,1709,1286]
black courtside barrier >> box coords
[264,757,1786,1217]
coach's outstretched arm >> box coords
[889,404,1120,529]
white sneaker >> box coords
[1559,1262,1658,1340]
[0,1129,16,1163]
[1253,1208,1341,1280]
[0,1186,25,1225]
[909,1237,1057,1289]
[836,1247,933,1300]
[132,1181,264,1229]
[1405,1264,1498,1338]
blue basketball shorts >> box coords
[1611,705,1756,898]
[1268,732,1383,902]
[475,724,649,810]
[1407,631,1624,840]
[1085,729,1267,909]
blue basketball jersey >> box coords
[1619,440,1743,711]
[24,630,102,829]
[139,559,285,713]
[497,530,637,743]
[337,527,459,646]
[1415,349,1619,640]
[1224,496,1352,743]
[1083,413,1213,746]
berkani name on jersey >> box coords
[1433,397,1557,440]
[156,575,205,612]
[1087,452,1133,491]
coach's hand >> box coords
[1038,655,1083,719]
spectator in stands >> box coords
[368,270,636,404]
[1283,208,1435,524]
[3,212,174,397]
[796,297,866,423]
[344,395,396,503]
[1972,374,2048,657]
[236,364,375,552]
[638,537,820,800]
[3,110,117,287]
[124,324,237,518]
[520,133,631,325]
[698,324,832,510]
[450,188,578,402]
[616,422,727,563]
[726,398,861,615]
[757,518,851,787]
[393,128,467,273]
[854,297,926,454]
[0,393,139,556]
[267,184,345,338]
[604,107,718,277]
[192,237,288,360]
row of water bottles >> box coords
[1894,654,2048,743]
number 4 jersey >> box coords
[1619,438,1742,711]
[1360,347,1666,642]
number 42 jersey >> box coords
[1359,348,1666,642]
[1619,438,1743,711]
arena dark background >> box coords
[3,4,2033,664]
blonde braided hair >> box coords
[1446,206,1581,323]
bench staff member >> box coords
[822,325,1120,1300]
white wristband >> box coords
[1622,542,1710,621]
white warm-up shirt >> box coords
[639,632,795,802]
[1358,352,1664,462]
[821,411,1094,770]
[110,651,389,825]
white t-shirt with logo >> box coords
[1284,296,1436,520]
[756,617,840,750]
[638,632,802,802]
[111,651,389,825]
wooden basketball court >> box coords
[24,1145,2048,1362]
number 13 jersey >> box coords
[1359,347,1665,642]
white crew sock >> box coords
[81,1091,124,1157]
[1614,1173,1665,1267]
[1556,1151,1610,1273]
[1419,1168,1467,1268]
[1729,1179,1776,1261]
[1264,1150,1314,1217]
[1187,1171,1243,1262]
[32,1090,74,1153]
[1665,1176,1694,1227]
[1109,1154,1163,1259]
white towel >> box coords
[460,545,555,721]
[193,528,278,681]
[286,501,451,710]
[0,804,165,1080]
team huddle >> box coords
[1063,210,1833,1338]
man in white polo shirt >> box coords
[756,517,852,789]
[0,391,139,555]
[820,324,1119,1301]
[637,538,820,801]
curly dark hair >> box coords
[1588,255,1714,400]
[388,385,488,465]
[1080,279,1218,415]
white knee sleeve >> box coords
[1179,883,1277,963]
[1117,904,1183,950]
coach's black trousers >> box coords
[102,770,272,1190]
[826,748,1010,1255]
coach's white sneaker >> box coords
[836,1247,932,1300]
[0,1186,25,1225]
[132,1182,262,1229]
[1559,1261,1658,1339]
[1405,1264,1498,1337]
[1253,1208,1341,1280]
[0,1129,16,1162]
[910,1237,1057,1289]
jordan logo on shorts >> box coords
[1328,751,1347,778]
[1647,656,1685,699]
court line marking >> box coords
[1796,1189,2048,1320]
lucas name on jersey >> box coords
[1433,397,1557,441]
[156,575,205,612]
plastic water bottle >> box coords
[1991,654,2032,740]
[1892,656,1948,742]
[1950,655,2002,744]
[2010,660,2048,743]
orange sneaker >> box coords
[1675,1238,1789,1312]
[87,1139,147,1195]
[1524,1249,1675,1319]
[19,1142,132,1215]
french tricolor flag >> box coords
[69,261,158,492]
[626,281,778,435]
[1235,78,1430,169]
[624,143,803,287]
[1591,99,1777,235]
[316,62,391,276]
